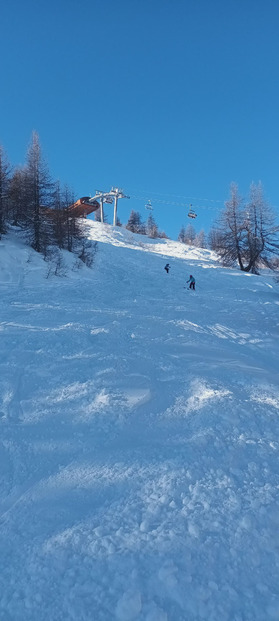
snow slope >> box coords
[0,222,279,621]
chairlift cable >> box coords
[128,193,219,212]
[128,187,224,204]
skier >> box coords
[186,274,195,290]
[164,263,170,274]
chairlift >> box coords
[188,204,197,219]
[145,200,153,210]
[104,196,113,204]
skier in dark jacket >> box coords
[164,263,170,274]
[186,275,195,290]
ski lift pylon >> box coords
[188,204,197,219]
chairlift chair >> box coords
[188,204,197,219]
[145,200,153,210]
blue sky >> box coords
[1,0,279,239]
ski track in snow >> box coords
[0,223,279,621]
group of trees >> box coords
[178,223,207,248]
[125,210,168,239]
[208,182,279,273]
[95,207,168,238]
[175,183,279,273]
[176,183,279,274]
[0,133,96,269]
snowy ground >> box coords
[0,222,279,621]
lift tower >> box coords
[109,187,130,225]
[89,188,129,225]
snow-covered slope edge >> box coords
[0,225,279,621]
[86,219,219,264]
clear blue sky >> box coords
[1,0,279,239]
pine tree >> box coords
[0,145,11,237]
[184,223,196,245]
[51,183,84,254]
[61,185,77,252]
[126,210,145,234]
[212,182,279,272]
[178,225,186,243]
[195,229,206,248]
[51,180,66,249]
[9,167,30,227]
[146,213,159,238]
[243,182,279,272]
[208,227,223,252]
[25,131,53,252]
[218,182,244,268]
[157,230,168,239]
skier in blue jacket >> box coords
[186,275,195,290]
